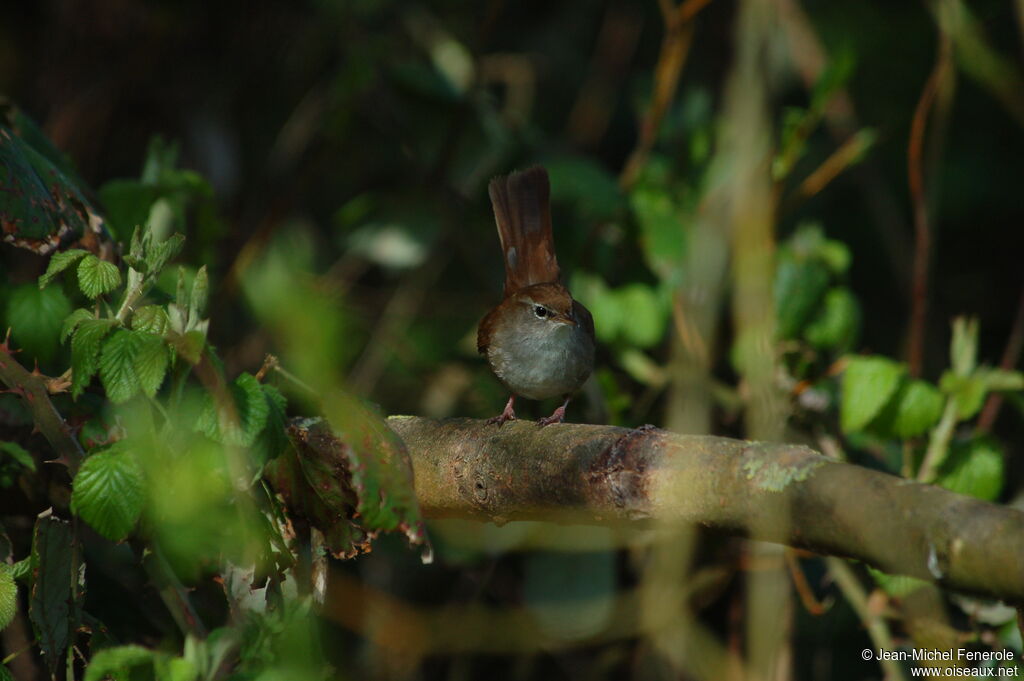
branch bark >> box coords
[388,417,1024,604]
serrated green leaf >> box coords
[99,330,142,404]
[936,437,1004,501]
[77,255,122,299]
[60,308,94,344]
[29,516,74,674]
[0,441,35,471]
[196,373,270,447]
[0,663,12,681]
[0,564,15,631]
[84,645,155,681]
[804,287,859,351]
[146,234,185,274]
[38,249,89,289]
[189,265,208,320]
[229,374,270,446]
[71,447,144,541]
[71,319,117,398]
[133,333,169,398]
[251,384,290,468]
[11,559,30,582]
[131,305,170,335]
[4,284,71,364]
[840,355,905,433]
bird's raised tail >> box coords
[488,166,560,296]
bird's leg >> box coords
[486,395,517,427]
[537,395,571,427]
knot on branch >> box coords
[587,424,658,518]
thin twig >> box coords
[978,285,1024,432]
[906,33,953,377]
[784,549,828,615]
[827,558,907,681]
[619,0,713,188]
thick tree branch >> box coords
[388,417,1024,604]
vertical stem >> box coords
[906,32,953,377]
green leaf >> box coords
[936,437,1004,501]
[840,355,905,433]
[70,319,117,398]
[99,330,144,404]
[0,664,12,681]
[11,559,30,582]
[631,186,686,282]
[615,284,666,348]
[189,265,209,320]
[940,371,988,421]
[28,516,75,675]
[131,305,170,335]
[866,566,928,598]
[0,115,101,252]
[0,564,15,631]
[4,284,71,364]
[889,380,943,439]
[146,234,185,275]
[71,446,145,541]
[775,258,830,339]
[983,368,1024,391]
[154,656,197,681]
[84,645,155,681]
[38,249,88,288]
[251,384,290,468]
[198,373,270,447]
[133,333,169,398]
[60,308,94,344]
[804,287,859,351]
[77,255,122,299]
[950,317,979,377]
[0,441,35,471]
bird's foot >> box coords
[486,396,517,427]
[536,404,567,428]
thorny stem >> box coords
[0,342,85,475]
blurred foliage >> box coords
[1,0,1024,680]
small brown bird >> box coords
[477,166,595,427]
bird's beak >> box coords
[555,314,577,326]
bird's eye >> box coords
[533,305,548,319]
